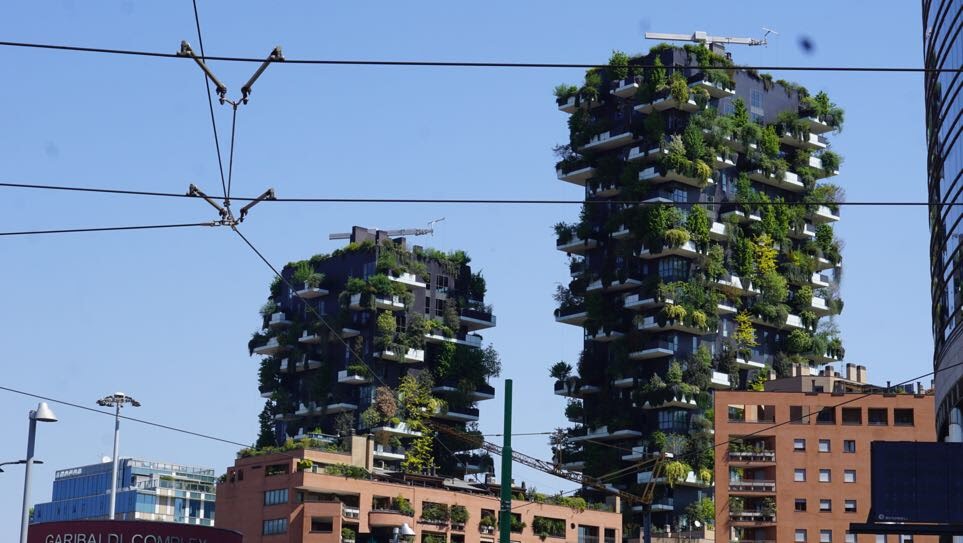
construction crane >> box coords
[430,423,670,543]
[644,29,777,48]
[328,218,445,240]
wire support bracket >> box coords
[187,183,274,225]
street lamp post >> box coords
[97,392,140,520]
[20,402,58,543]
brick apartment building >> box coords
[714,373,935,543]
[216,436,621,543]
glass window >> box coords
[842,408,862,425]
[820,499,832,512]
[264,489,288,506]
[263,518,288,535]
[795,498,807,512]
[796,529,808,542]
[311,516,334,533]
[819,439,831,453]
[819,469,831,483]
[894,409,915,426]
[845,500,857,513]
[817,407,836,424]
[790,405,807,424]
[821,530,833,543]
[658,257,690,282]
[844,469,856,483]
[868,408,888,425]
[845,533,856,543]
[795,469,807,482]
[794,438,806,451]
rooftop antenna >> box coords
[329,217,446,240]
[644,28,776,47]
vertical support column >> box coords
[499,379,513,543]
[19,417,37,543]
[109,404,121,519]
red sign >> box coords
[28,520,243,543]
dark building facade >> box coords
[248,227,498,477]
[551,44,845,528]
[924,0,963,439]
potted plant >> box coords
[342,527,356,543]
[479,515,495,534]
[729,497,744,515]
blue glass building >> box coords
[32,459,216,526]
[924,0,963,439]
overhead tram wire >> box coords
[1,40,962,73]
[0,181,960,208]
[0,221,217,237]
[191,0,228,201]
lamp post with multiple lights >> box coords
[96,392,140,520]
[19,402,58,543]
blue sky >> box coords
[0,0,930,537]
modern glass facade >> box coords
[32,458,216,526]
[924,0,963,437]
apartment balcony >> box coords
[325,402,358,414]
[294,402,316,416]
[811,349,843,364]
[586,329,625,342]
[460,304,496,330]
[569,425,642,443]
[278,358,291,373]
[789,222,816,240]
[747,169,805,192]
[433,380,496,401]
[621,445,648,461]
[638,240,699,259]
[720,210,761,224]
[253,337,285,356]
[300,358,323,371]
[376,348,425,363]
[579,130,634,152]
[611,78,640,98]
[373,444,407,461]
[629,340,675,360]
[337,327,360,339]
[641,395,700,410]
[295,282,329,299]
[802,115,833,134]
[338,369,372,385]
[432,405,480,423]
[631,497,674,513]
[734,357,767,370]
[553,380,600,397]
[712,152,737,170]
[560,460,586,472]
[627,145,668,164]
[623,293,668,311]
[813,256,836,271]
[810,296,830,316]
[709,370,731,389]
[639,166,713,189]
[556,94,601,114]
[556,234,598,254]
[259,384,273,399]
[268,312,291,329]
[637,316,707,335]
[779,130,827,150]
[727,451,775,464]
[808,155,839,177]
[651,95,700,112]
[556,165,597,186]
[709,221,729,241]
[812,205,840,223]
[811,272,831,288]
[388,272,427,289]
[611,226,633,240]
[586,277,643,293]
[424,332,483,348]
[613,377,636,389]
[729,510,776,526]
[689,75,736,98]
[716,302,737,315]
[374,294,406,311]
[299,330,323,344]
[371,421,422,438]
[369,510,413,528]
[713,274,760,296]
[349,293,365,311]
[555,305,588,325]
[749,313,804,331]
[729,480,776,495]
[587,180,621,198]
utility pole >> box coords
[498,379,513,543]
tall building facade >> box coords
[550,44,846,528]
[216,435,622,543]
[714,386,935,543]
[923,0,963,440]
[249,227,498,476]
[32,458,216,525]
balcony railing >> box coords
[728,451,775,462]
[728,480,776,493]
[729,509,776,523]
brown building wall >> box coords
[216,448,621,543]
[714,391,935,543]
